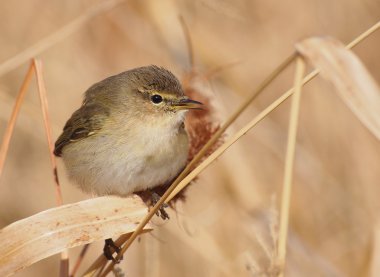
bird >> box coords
[54,65,202,198]
[54,65,202,261]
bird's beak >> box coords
[173,98,203,110]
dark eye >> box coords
[151,94,163,104]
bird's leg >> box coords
[150,191,170,220]
[103,238,123,263]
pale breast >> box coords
[61,121,189,196]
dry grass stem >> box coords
[0,0,125,77]
[34,59,68,276]
[276,56,306,276]
[346,21,380,49]
[0,62,34,178]
[34,59,64,205]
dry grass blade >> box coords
[0,0,125,77]
[296,37,380,140]
[0,195,150,277]
[33,59,64,205]
[277,56,306,277]
[0,62,34,179]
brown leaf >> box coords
[0,195,150,277]
[296,37,380,140]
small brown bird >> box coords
[54,65,202,199]
[54,66,202,261]
[54,66,202,262]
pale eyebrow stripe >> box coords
[149,91,182,100]
[137,88,183,100]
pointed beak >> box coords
[173,98,203,110]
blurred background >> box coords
[0,0,379,276]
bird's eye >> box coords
[151,94,163,104]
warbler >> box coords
[54,65,202,199]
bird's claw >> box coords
[151,192,170,220]
[103,238,123,263]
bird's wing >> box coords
[54,104,110,157]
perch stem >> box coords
[33,59,64,206]
[277,56,305,276]
[0,62,34,179]
[33,59,68,276]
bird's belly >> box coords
[61,131,189,196]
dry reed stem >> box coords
[33,59,68,276]
[277,56,306,277]
[90,53,297,277]
[0,0,126,77]
[0,62,34,179]
[346,21,380,49]
[34,59,64,206]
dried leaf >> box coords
[296,37,380,140]
[0,195,150,277]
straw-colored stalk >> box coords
[276,56,305,276]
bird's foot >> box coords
[150,192,170,220]
[103,238,123,263]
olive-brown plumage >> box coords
[54,65,202,196]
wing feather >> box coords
[54,104,110,156]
